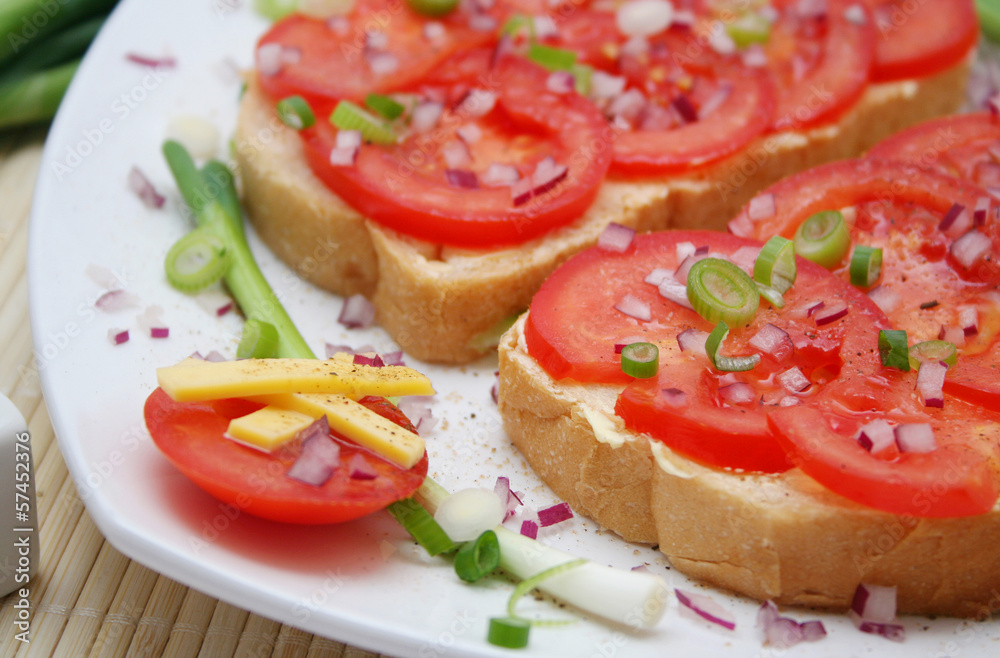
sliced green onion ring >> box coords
[571,63,593,95]
[794,210,850,269]
[754,235,796,293]
[455,530,501,583]
[908,340,958,370]
[500,13,532,38]
[527,43,577,71]
[276,95,315,130]
[488,617,531,649]
[508,558,586,625]
[386,498,457,556]
[406,0,460,16]
[878,329,911,371]
[686,258,760,326]
[755,283,785,309]
[849,244,883,288]
[726,11,772,48]
[164,229,230,293]
[364,93,405,120]
[705,321,761,372]
[330,100,397,145]
[621,342,659,378]
[237,318,280,359]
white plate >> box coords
[27,2,1000,656]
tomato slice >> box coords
[255,2,498,114]
[525,230,892,473]
[300,54,611,247]
[768,404,999,517]
[860,0,979,82]
[144,388,427,524]
[731,158,1000,411]
[765,0,874,130]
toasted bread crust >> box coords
[235,60,968,363]
[498,315,1000,618]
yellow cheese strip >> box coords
[157,357,435,402]
[252,392,425,469]
[225,406,316,452]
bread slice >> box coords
[498,314,1000,618]
[234,58,969,364]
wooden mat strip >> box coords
[0,132,386,657]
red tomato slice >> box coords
[768,404,999,517]
[766,0,875,130]
[731,158,1000,411]
[300,54,612,247]
[256,1,497,114]
[860,0,979,82]
[525,230,892,473]
[144,388,427,525]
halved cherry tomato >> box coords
[300,54,612,247]
[525,230,891,473]
[144,388,427,524]
[860,0,979,82]
[768,404,999,517]
[765,0,874,130]
[731,158,1000,411]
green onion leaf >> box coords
[164,229,230,293]
[878,329,911,371]
[908,340,958,370]
[528,43,577,71]
[621,342,659,378]
[365,93,406,120]
[237,318,280,359]
[726,11,772,48]
[276,95,315,130]
[500,13,532,38]
[794,210,850,269]
[488,617,531,649]
[571,63,593,96]
[705,321,761,372]
[754,235,796,293]
[455,530,501,583]
[406,0,460,17]
[386,498,457,556]
[686,258,760,326]
[330,100,397,145]
[508,558,586,625]
[253,0,299,21]
[849,244,883,288]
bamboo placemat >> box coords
[0,128,385,658]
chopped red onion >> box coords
[590,71,627,99]
[958,305,979,336]
[660,387,687,408]
[151,327,169,339]
[108,329,129,346]
[674,252,710,284]
[749,323,794,362]
[128,166,165,209]
[287,417,340,486]
[849,584,905,642]
[348,453,378,480]
[676,241,697,262]
[855,418,895,453]
[776,367,810,393]
[456,123,482,144]
[537,502,573,527]
[938,324,966,347]
[757,601,827,649]
[532,14,558,38]
[423,20,445,40]
[659,278,693,309]
[916,360,947,408]
[677,328,709,353]
[867,286,901,315]
[411,101,444,132]
[598,222,635,252]
[327,15,350,35]
[329,146,358,167]
[86,263,125,289]
[546,71,576,94]
[256,43,285,77]
[204,350,226,362]
[675,589,736,631]
[644,268,672,286]
[490,378,500,404]
[615,294,652,321]
[520,519,539,539]
[797,0,829,19]
[843,3,866,24]
[729,246,760,275]
[95,289,140,312]
[481,162,520,187]
[459,89,497,118]
[531,156,568,195]
[338,294,375,328]
[136,305,168,338]
[607,88,647,123]
[397,395,436,433]
[616,0,674,37]
[950,230,992,269]
[974,196,991,226]
[778,395,802,407]
[748,193,776,222]
[707,21,736,55]
[806,300,825,317]
[443,140,472,169]
[126,52,177,68]
[814,302,848,325]
[697,83,732,120]
[445,169,479,189]
[938,202,967,231]
[856,620,906,642]
[196,289,234,316]
[366,51,399,76]
[494,476,523,521]
[353,353,385,368]
[741,44,769,68]
[621,35,650,58]
[719,382,756,406]
[671,94,698,124]
[894,423,936,453]
[365,29,388,50]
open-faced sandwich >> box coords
[234,0,977,363]
[498,109,1000,618]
